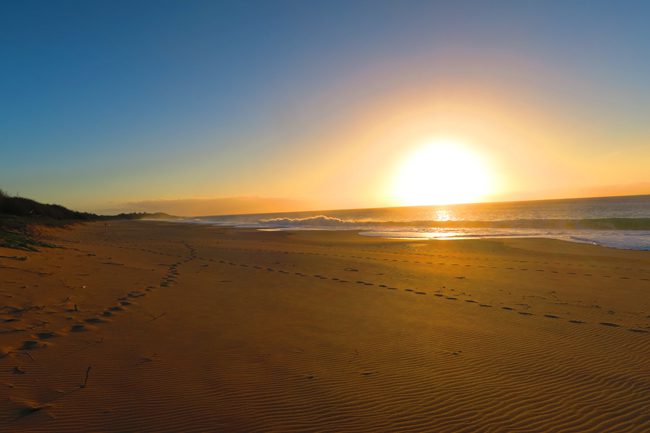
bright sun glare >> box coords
[392,139,492,206]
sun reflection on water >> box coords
[432,208,454,222]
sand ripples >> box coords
[2,224,648,432]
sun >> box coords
[391,139,492,206]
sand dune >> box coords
[1,221,648,432]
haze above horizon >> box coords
[1,0,649,215]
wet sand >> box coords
[1,220,649,432]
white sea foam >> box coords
[357,228,650,251]
[189,215,650,250]
[259,215,357,227]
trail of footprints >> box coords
[218,245,650,282]
[203,251,650,335]
[4,239,645,360]
[359,247,650,277]
[69,235,650,279]
[1,242,198,358]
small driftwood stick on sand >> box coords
[80,365,91,388]
[150,312,166,321]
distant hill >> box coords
[0,189,96,220]
[108,212,177,220]
[0,189,175,250]
[0,190,175,221]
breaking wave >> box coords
[259,215,361,227]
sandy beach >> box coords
[0,220,648,432]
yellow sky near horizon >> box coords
[243,83,649,212]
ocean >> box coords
[186,195,650,250]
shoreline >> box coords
[161,218,650,251]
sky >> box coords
[1,0,649,215]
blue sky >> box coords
[1,0,649,213]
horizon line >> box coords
[179,192,650,219]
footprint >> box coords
[544,314,560,319]
[20,340,40,350]
[518,312,533,316]
[568,320,585,324]
[628,328,649,333]
[70,324,87,332]
[35,331,58,340]
[599,322,620,327]
[502,307,515,311]
[479,304,492,308]
[414,291,426,295]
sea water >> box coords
[188,195,650,250]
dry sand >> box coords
[1,220,649,432]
